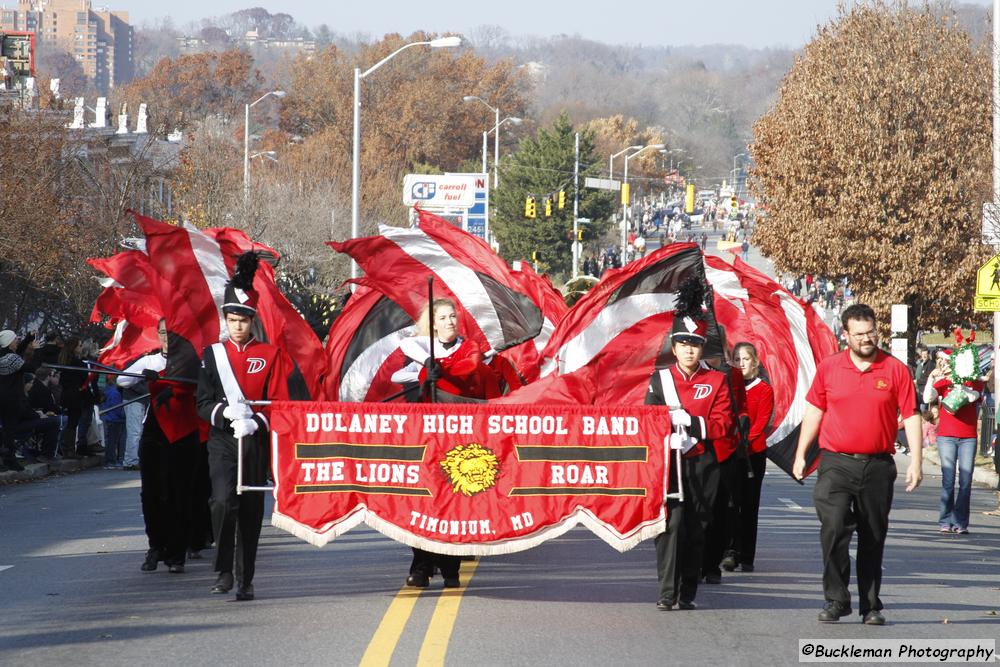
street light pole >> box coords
[621,143,665,260]
[481,131,488,175]
[463,95,503,186]
[609,145,641,180]
[351,36,461,280]
[244,90,285,207]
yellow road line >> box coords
[416,560,479,667]
[358,586,424,667]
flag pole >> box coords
[40,363,198,385]
[427,277,437,404]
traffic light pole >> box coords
[573,132,580,277]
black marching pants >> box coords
[703,455,743,576]
[208,431,267,586]
[655,447,719,602]
[409,548,460,579]
[138,413,198,566]
[730,451,767,566]
[813,452,896,615]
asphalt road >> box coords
[1,452,997,667]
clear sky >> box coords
[120,0,992,49]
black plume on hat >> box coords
[231,252,259,291]
[222,251,260,317]
[674,275,706,319]
[670,275,708,343]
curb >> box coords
[923,448,999,490]
[0,455,104,484]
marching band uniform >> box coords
[729,375,774,570]
[119,334,202,574]
[195,255,307,601]
[646,313,733,610]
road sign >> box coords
[584,177,621,191]
[983,203,1000,246]
[974,252,1000,311]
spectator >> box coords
[914,345,935,409]
[16,374,61,462]
[740,239,750,261]
[28,367,66,458]
[923,350,982,534]
[58,337,98,458]
[921,407,938,449]
[0,330,28,471]
[100,377,126,469]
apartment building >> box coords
[0,0,133,93]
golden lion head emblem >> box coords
[440,443,499,496]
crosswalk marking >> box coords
[0,565,13,573]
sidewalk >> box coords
[0,454,105,484]
[921,445,999,490]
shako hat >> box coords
[670,275,708,344]
[222,252,260,317]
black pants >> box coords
[190,443,213,551]
[730,451,767,566]
[409,548,460,579]
[655,447,719,602]
[703,454,742,576]
[208,431,267,586]
[813,452,896,615]
[138,414,198,565]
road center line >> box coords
[0,565,12,573]
[358,585,424,667]
[416,560,479,667]
[777,497,803,510]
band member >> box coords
[390,298,502,588]
[726,342,774,572]
[646,279,733,611]
[118,319,202,574]
[196,253,307,601]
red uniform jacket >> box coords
[148,379,200,443]
[646,364,734,458]
[744,377,775,454]
[196,337,305,438]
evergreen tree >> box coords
[493,113,615,279]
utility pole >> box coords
[573,132,580,277]
[993,0,999,402]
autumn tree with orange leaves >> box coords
[750,2,991,331]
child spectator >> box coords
[921,407,938,449]
[100,377,126,469]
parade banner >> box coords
[269,401,672,556]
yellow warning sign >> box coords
[974,253,1000,311]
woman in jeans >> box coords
[923,351,982,534]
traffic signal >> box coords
[544,197,553,217]
[558,190,566,210]
[576,229,583,241]
[531,250,540,262]
[525,196,536,218]
[731,196,738,210]
[621,183,630,205]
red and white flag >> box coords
[327,215,544,361]
[705,254,838,478]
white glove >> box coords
[670,409,692,428]
[223,403,253,422]
[231,418,259,439]
[669,433,699,454]
[964,387,981,402]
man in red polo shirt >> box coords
[793,304,922,626]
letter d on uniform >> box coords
[306,413,319,432]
